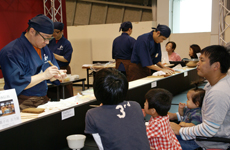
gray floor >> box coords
[69,82,207,150]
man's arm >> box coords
[156,62,165,68]
[170,119,220,140]
[179,120,220,140]
[146,65,162,71]
[147,63,174,75]
[53,53,68,62]
[25,66,63,90]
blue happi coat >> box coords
[131,31,162,67]
[48,35,73,67]
[0,32,60,96]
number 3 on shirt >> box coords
[116,102,131,118]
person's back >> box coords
[144,88,182,150]
[85,101,149,150]
[85,68,150,150]
[112,21,136,79]
[112,33,135,60]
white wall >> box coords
[169,32,211,59]
[67,0,219,85]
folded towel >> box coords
[152,71,166,76]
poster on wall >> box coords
[0,89,21,130]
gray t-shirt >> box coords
[195,75,230,149]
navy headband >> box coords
[119,21,132,32]
[28,14,54,34]
[152,24,171,38]
[54,22,64,31]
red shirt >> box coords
[146,115,182,150]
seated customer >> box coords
[166,41,181,61]
[189,44,201,59]
[144,88,182,150]
[85,68,150,150]
[171,45,230,150]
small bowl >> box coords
[66,134,86,150]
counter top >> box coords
[0,67,200,150]
[129,67,196,89]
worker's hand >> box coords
[161,68,174,75]
[43,66,60,80]
[170,122,181,135]
[53,69,67,80]
[179,102,186,109]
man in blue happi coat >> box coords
[129,24,174,81]
[48,22,73,99]
[0,14,66,110]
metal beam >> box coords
[44,0,63,22]
[72,0,78,25]
[219,0,230,45]
[88,3,93,25]
[77,0,152,10]
[104,5,108,24]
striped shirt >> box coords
[179,75,230,149]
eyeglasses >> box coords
[36,31,53,41]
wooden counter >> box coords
[0,67,200,150]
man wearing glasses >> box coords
[0,14,66,110]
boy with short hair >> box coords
[85,68,150,150]
[144,88,182,150]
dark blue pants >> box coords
[176,135,200,150]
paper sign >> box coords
[61,108,75,120]
[151,81,157,88]
[0,89,21,130]
[184,71,188,77]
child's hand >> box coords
[179,102,186,109]
[150,146,155,150]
